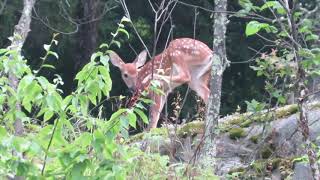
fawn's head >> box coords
[109,50,148,90]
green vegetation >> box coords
[229,128,246,139]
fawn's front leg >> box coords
[147,93,167,129]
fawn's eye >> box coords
[123,73,128,78]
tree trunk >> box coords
[198,0,228,175]
[73,0,101,72]
[8,0,36,136]
[286,1,320,178]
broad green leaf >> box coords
[17,75,35,94]
[98,66,110,79]
[22,99,32,112]
[245,21,271,36]
[260,1,285,14]
[306,34,319,41]
[88,94,97,105]
[62,95,73,110]
[44,110,54,121]
[126,109,137,129]
[109,109,127,121]
[118,28,130,39]
[134,108,148,124]
[100,55,110,66]
[74,132,92,148]
[46,93,62,111]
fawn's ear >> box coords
[109,51,124,68]
[133,50,147,68]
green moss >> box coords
[249,135,261,144]
[311,102,320,109]
[275,104,298,117]
[229,128,246,140]
[228,167,246,174]
[221,103,308,132]
[271,158,281,168]
[240,119,252,127]
[177,121,204,137]
[128,103,320,144]
[251,158,292,176]
[128,127,168,143]
[261,146,273,159]
[228,116,246,125]
[149,127,169,136]
[251,160,266,174]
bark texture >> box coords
[199,0,228,175]
[8,0,36,136]
[74,0,101,72]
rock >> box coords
[128,103,320,178]
[271,109,320,157]
[292,162,313,180]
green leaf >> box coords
[74,132,92,148]
[43,44,50,51]
[98,66,110,78]
[120,115,129,129]
[138,98,154,105]
[44,110,54,121]
[37,76,50,89]
[118,28,130,39]
[42,64,56,69]
[88,94,97,105]
[260,1,285,14]
[48,51,59,59]
[245,99,266,112]
[121,16,131,23]
[126,109,137,128]
[110,109,127,121]
[111,40,121,48]
[46,93,62,112]
[245,21,271,36]
[100,55,110,66]
[17,75,34,93]
[306,34,319,41]
[22,100,32,112]
[79,95,89,115]
[90,52,102,62]
[99,43,109,49]
[134,108,148,124]
[0,48,8,55]
[70,162,87,180]
[0,126,7,138]
[52,39,59,45]
[62,95,73,110]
